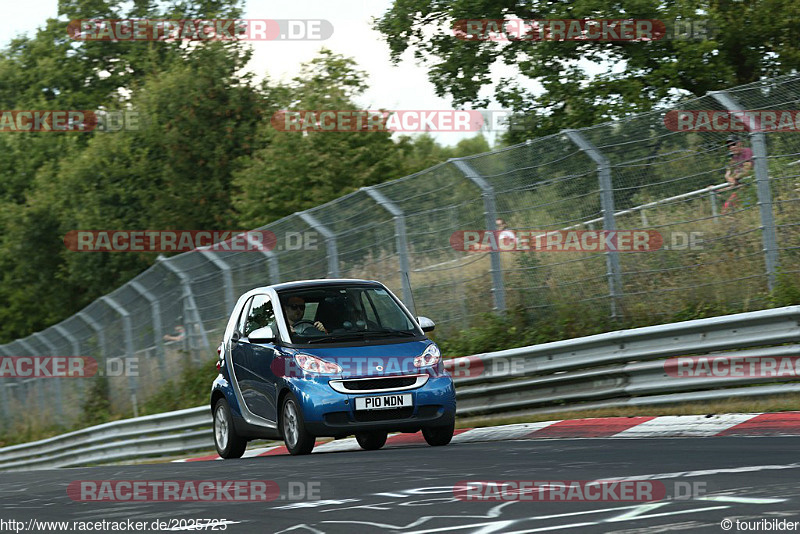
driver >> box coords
[283,296,327,334]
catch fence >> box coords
[2,74,800,431]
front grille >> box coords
[342,376,417,391]
[354,408,414,422]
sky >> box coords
[0,0,506,146]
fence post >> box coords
[158,256,211,357]
[710,189,719,221]
[450,158,507,312]
[100,296,139,417]
[77,311,106,366]
[363,186,415,315]
[53,325,80,356]
[130,281,166,377]
[17,339,46,415]
[4,344,26,416]
[711,90,779,291]
[246,232,280,284]
[0,345,11,426]
[77,311,107,412]
[198,250,235,316]
[298,211,340,278]
[54,323,86,400]
[564,129,623,320]
[33,332,64,419]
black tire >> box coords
[355,431,388,450]
[422,421,455,446]
[213,398,247,459]
[281,393,315,455]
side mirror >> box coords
[249,326,277,344]
[417,316,435,333]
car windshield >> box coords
[277,285,422,344]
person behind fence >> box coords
[496,218,517,249]
[476,218,516,251]
[721,137,753,214]
[163,324,185,342]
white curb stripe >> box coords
[453,421,562,443]
[612,414,759,438]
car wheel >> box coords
[281,393,315,455]
[213,398,247,459]
[355,431,388,450]
[422,421,455,446]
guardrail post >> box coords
[158,256,211,358]
[363,187,415,315]
[130,281,166,377]
[100,296,139,417]
[450,158,507,312]
[298,211,340,278]
[711,90,779,291]
[246,232,280,284]
[17,339,46,416]
[198,249,236,316]
[33,333,64,419]
[564,129,623,320]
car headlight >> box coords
[414,344,441,368]
[295,353,342,374]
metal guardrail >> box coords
[1,305,799,471]
[0,406,212,471]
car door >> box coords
[230,294,280,423]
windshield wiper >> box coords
[306,334,368,344]
[304,330,418,343]
[367,329,418,337]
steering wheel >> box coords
[292,320,319,335]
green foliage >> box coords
[376,0,800,141]
[140,357,218,415]
[770,272,800,307]
[80,374,113,427]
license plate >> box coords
[355,394,412,410]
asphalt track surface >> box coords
[2,436,800,533]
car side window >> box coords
[245,294,275,336]
[237,297,253,335]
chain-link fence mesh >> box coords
[2,74,800,430]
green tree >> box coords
[376,0,800,142]
[233,50,406,227]
[0,0,260,341]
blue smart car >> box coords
[210,279,456,457]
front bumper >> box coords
[290,374,456,437]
